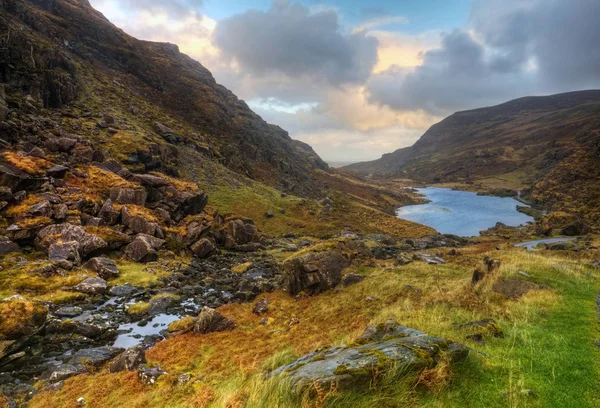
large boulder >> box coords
[98,199,120,225]
[124,233,165,263]
[270,321,468,392]
[280,251,348,295]
[193,307,236,334]
[0,163,46,192]
[83,256,120,280]
[218,219,261,249]
[109,186,147,206]
[121,207,159,236]
[37,224,107,258]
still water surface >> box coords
[396,187,534,237]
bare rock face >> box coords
[193,307,236,334]
[280,250,348,295]
[270,321,469,392]
[37,224,107,258]
[124,233,165,263]
[83,256,119,280]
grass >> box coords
[28,247,600,408]
[109,261,173,288]
[1,151,52,176]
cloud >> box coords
[351,15,409,34]
[93,0,204,18]
[367,0,600,116]
[213,1,379,86]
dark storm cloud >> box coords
[367,0,600,115]
[213,1,379,86]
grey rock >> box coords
[341,273,366,287]
[69,346,125,367]
[270,322,468,392]
[138,365,167,385]
[46,165,69,179]
[394,253,414,266]
[37,224,107,258]
[124,234,165,263]
[413,253,446,265]
[55,306,83,318]
[109,186,147,206]
[109,346,146,372]
[84,256,119,280]
[48,241,81,265]
[73,277,108,295]
[190,238,216,258]
[148,296,177,316]
[252,298,269,315]
[45,364,87,383]
[0,236,20,255]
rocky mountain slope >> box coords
[345,90,600,230]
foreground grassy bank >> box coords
[27,245,600,408]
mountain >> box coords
[1,0,329,197]
[345,90,600,229]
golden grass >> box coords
[5,195,43,217]
[1,151,52,176]
[64,165,139,200]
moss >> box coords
[150,293,180,302]
[127,302,150,316]
[110,262,170,287]
[231,262,252,274]
[5,195,44,217]
[168,316,196,333]
[0,298,47,340]
[1,151,52,176]
[16,216,53,229]
[332,365,350,376]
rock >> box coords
[173,192,208,220]
[37,224,107,258]
[121,207,158,236]
[252,299,270,315]
[413,253,446,264]
[57,137,77,152]
[53,203,68,221]
[265,210,274,218]
[193,307,236,334]
[124,234,165,263]
[185,221,211,243]
[270,322,468,392]
[147,296,177,316]
[57,320,115,339]
[561,220,588,236]
[69,346,124,367]
[48,241,81,265]
[358,321,426,343]
[83,256,120,280]
[98,199,120,225]
[55,306,83,318]
[394,253,413,266]
[338,240,372,259]
[219,219,260,249]
[493,279,543,299]
[133,174,170,188]
[190,238,216,258]
[281,251,348,295]
[73,277,108,295]
[109,284,142,297]
[109,346,146,373]
[0,237,20,255]
[46,165,69,179]
[484,257,501,273]
[153,122,175,136]
[0,163,46,192]
[174,374,192,386]
[341,273,365,287]
[109,186,147,206]
[45,364,87,383]
[0,186,12,201]
[138,366,167,385]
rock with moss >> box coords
[270,322,468,392]
[83,256,119,280]
[37,223,107,258]
[73,276,108,295]
[193,307,236,334]
[0,296,48,341]
[124,233,165,263]
[109,346,146,373]
[280,250,348,295]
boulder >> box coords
[269,321,468,392]
[0,237,19,255]
[190,238,216,258]
[252,299,270,315]
[48,241,81,265]
[54,306,83,318]
[132,174,170,188]
[57,320,115,339]
[153,122,175,136]
[265,210,274,218]
[109,346,146,373]
[173,191,208,220]
[281,251,348,295]
[98,199,120,225]
[37,224,107,258]
[121,207,158,236]
[0,296,48,341]
[493,279,544,299]
[57,137,77,152]
[0,186,12,201]
[45,364,87,383]
[83,256,119,280]
[413,253,446,265]
[220,219,260,249]
[73,277,108,295]
[147,295,177,316]
[193,307,236,334]
[109,186,147,206]
[124,234,165,263]
[394,253,413,266]
[0,163,46,192]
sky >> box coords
[89,0,600,163]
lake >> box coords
[396,187,534,237]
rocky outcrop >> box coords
[270,321,468,392]
[193,307,236,334]
[280,251,348,295]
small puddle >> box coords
[113,314,181,348]
[515,237,576,251]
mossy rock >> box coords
[0,296,48,341]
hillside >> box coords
[345,90,600,229]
